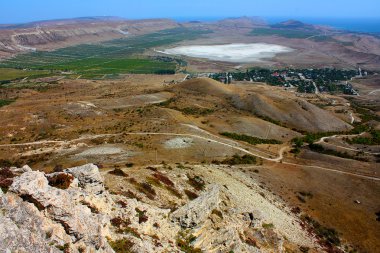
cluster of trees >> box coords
[221,132,282,145]
[346,130,380,145]
[210,68,360,94]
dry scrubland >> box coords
[0,74,379,252]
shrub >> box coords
[0,168,15,193]
[177,231,202,253]
[121,190,140,200]
[221,154,257,165]
[166,185,183,199]
[309,144,368,162]
[109,168,128,177]
[153,172,174,187]
[135,208,149,224]
[47,173,74,189]
[302,215,341,247]
[184,189,199,200]
[136,182,156,200]
[187,175,205,191]
[108,238,135,253]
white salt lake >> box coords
[158,43,294,63]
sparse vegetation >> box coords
[177,230,202,253]
[221,132,282,145]
[262,223,274,229]
[251,28,317,38]
[301,215,341,248]
[215,154,257,165]
[0,167,15,193]
[309,143,368,162]
[135,208,149,224]
[187,174,206,191]
[136,182,157,200]
[153,172,175,187]
[346,130,380,145]
[47,173,74,190]
[108,238,136,253]
[109,168,128,177]
[184,189,199,200]
[0,99,15,108]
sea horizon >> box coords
[174,16,380,34]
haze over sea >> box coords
[175,17,380,34]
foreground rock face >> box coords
[3,166,113,253]
[172,185,221,228]
[0,164,181,253]
[0,164,320,253]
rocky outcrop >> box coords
[8,169,113,252]
[0,164,181,253]
[171,184,221,228]
[0,164,320,253]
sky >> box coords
[1,0,380,24]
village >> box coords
[208,67,365,95]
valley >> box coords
[0,16,379,253]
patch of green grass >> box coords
[0,99,15,107]
[221,132,282,145]
[250,28,317,38]
[0,68,50,81]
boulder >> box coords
[65,164,105,194]
[171,185,221,228]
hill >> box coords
[175,77,234,96]
[0,17,179,59]
[271,20,316,30]
[174,78,352,133]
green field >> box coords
[0,68,50,82]
[250,28,318,39]
[0,27,211,78]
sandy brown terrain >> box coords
[0,74,379,252]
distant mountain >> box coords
[0,17,179,59]
[271,20,315,30]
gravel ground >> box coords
[75,146,125,156]
[164,137,194,149]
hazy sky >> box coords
[1,0,379,24]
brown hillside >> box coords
[175,78,352,132]
[233,88,353,132]
[174,77,234,97]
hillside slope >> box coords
[0,18,179,58]
[174,78,352,133]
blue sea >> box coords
[175,16,380,34]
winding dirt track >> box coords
[316,133,380,155]
[1,129,379,181]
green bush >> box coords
[220,154,257,165]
